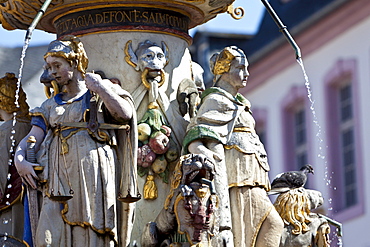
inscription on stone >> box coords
[55,7,190,36]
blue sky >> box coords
[0,0,265,47]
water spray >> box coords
[261,0,301,59]
[1,1,54,245]
[25,0,53,41]
[261,1,344,242]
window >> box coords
[324,59,363,220]
[294,109,308,171]
[281,86,312,187]
[338,84,357,208]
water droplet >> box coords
[336,236,343,246]
[2,218,9,224]
[328,207,333,211]
[5,201,10,206]
[5,194,10,199]
[334,187,337,190]
[7,184,12,189]
[11,130,15,134]
[7,173,11,180]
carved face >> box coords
[137,46,167,72]
[223,56,249,90]
[175,154,217,244]
[45,56,74,86]
[181,154,214,186]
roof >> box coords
[0,44,47,82]
[0,44,48,108]
[244,0,348,62]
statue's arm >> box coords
[188,139,223,162]
[85,73,133,123]
[14,125,45,189]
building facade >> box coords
[192,0,370,246]
[1,0,369,245]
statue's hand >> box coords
[15,159,39,189]
[85,72,107,93]
[188,140,223,163]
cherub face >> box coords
[137,46,167,71]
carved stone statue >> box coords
[126,39,168,108]
[177,78,199,119]
[127,40,179,200]
[274,188,331,247]
[141,154,218,246]
[191,61,206,93]
[14,36,138,246]
[0,73,31,244]
[183,46,284,247]
[177,62,205,119]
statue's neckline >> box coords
[54,91,89,105]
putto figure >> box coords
[14,36,138,246]
[183,46,284,247]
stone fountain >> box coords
[0,0,244,245]
[0,1,340,246]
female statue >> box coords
[14,36,137,246]
[183,46,283,247]
[0,72,31,242]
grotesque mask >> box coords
[125,40,169,89]
[137,45,167,72]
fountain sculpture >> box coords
[0,72,31,246]
[0,0,341,246]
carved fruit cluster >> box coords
[137,122,178,179]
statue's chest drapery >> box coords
[49,100,85,128]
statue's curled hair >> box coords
[44,35,88,76]
[209,46,245,83]
[0,73,30,119]
[274,188,312,235]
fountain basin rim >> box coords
[0,0,234,33]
